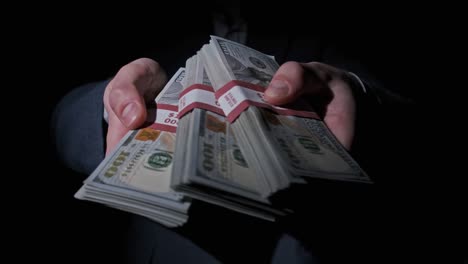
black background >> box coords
[9,2,444,263]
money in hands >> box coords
[76,37,372,227]
[75,69,190,228]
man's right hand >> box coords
[103,58,167,155]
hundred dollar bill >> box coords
[201,36,371,190]
[75,68,190,227]
[172,54,286,220]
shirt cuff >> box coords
[348,72,367,94]
[103,106,109,123]
[348,71,382,104]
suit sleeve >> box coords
[319,41,419,182]
[320,41,413,105]
[50,80,110,175]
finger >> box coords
[106,112,130,155]
[105,58,167,129]
[131,58,168,103]
[264,61,328,105]
[107,78,147,129]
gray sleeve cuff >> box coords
[103,104,109,123]
[347,72,382,105]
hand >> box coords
[103,58,167,155]
[264,61,356,150]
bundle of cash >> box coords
[172,53,288,221]
[76,36,371,227]
[75,69,190,227]
[199,36,371,195]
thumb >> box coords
[264,61,327,105]
[107,78,147,129]
[105,58,165,129]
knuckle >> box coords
[135,58,161,76]
[304,62,332,82]
[282,61,301,69]
[304,61,322,70]
[118,58,156,78]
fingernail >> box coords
[121,102,138,127]
[266,80,289,98]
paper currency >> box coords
[172,54,286,221]
[76,36,372,226]
[201,36,371,193]
[75,68,190,227]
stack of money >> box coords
[75,36,371,227]
[75,69,190,228]
[172,53,288,221]
[200,36,370,193]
